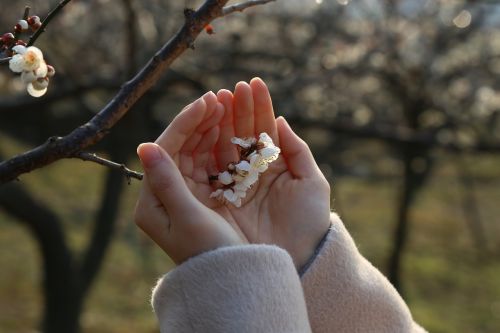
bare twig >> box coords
[28,0,73,47]
[0,0,273,185]
[73,152,143,184]
[223,0,275,15]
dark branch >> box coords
[28,0,74,47]
[0,0,272,185]
[222,0,276,15]
[73,152,143,183]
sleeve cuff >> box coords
[152,244,311,333]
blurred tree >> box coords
[1,0,500,331]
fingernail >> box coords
[137,143,163,168]
[203,91,215,99]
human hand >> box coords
[211,78,331,269]
[134,92,246,265]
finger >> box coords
[193,126,220,183]
[276,116,320,179]
[250,77,278,144]
[215,89,238,170]
[197,97,222,133]
[156,91,217,155]
[180,101,224,154]
[233,81,254,138]
[216,89,239,169]
[137,142,197,215]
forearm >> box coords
[301,213,426,333]
[152,244,312,333]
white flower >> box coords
[210,132,280,208]
[218,171,233,185]
[231,136,256,148]
[18,20,29,30]
[209,188,242,207]
[257,133,280,164]
[8,46,52,98]
[27,79,48,98]
[9,46,44,73]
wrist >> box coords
[297,224,332,276]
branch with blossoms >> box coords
[0,0,276,185]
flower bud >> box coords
[27,16,41,26]
[46,65,55,77]
[33,77,49,90]
[18,20,29,31]
[1,33,15,45]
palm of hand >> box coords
[169,79,331,268]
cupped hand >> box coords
[212,78,332,269]
[134,92,246,265]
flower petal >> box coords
[258,132,273,145]
[9,55,25,73]
[27,83,47,97]
[26,46,44,60]
[209,189,223,199]
[235,160,251,173]
[21,71,37,84]
[218,171,233,185]
[35,61,48,78]
[231,137,256,148]
[12,45,27,55]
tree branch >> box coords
[0,0,273,185]
[73,152,143,183]
[28,0,74,47]
[222,0,276,15]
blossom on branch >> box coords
[9,45,54,97]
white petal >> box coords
[249,153,262,167]
[236,160,251,173]
[27,83,47,97]
[231,137,256,148]
[18,20,29,30]
[233,198,242,208]
[223,189,238,202]
[209,189,223,198]
[21,71,37,84]
[12,45,27,55]
[35,61,48,78]
[258,132,273,144]
[218,171,233,185]
[9,55,25,73]
[233,182,248,192]
[242,171,259,187]
[234,189,247,199]
[26,46,44,60]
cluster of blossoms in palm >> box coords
[210,132,281,207]
[1,14,55,97]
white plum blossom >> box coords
[218,171,233,185]
[230,136,256,148]
[8,45,53,98]
[210,132,281,207]
[9,45,44,72]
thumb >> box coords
[276,116,320,179]
[137,142,195,215]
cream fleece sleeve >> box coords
[151,244,312,333]
[301,213,427,333]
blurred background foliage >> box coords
[1,0,500,332]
